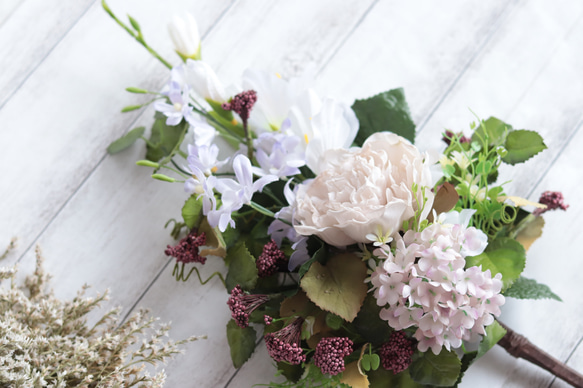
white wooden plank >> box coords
[0,0,23,27]
[0,0,94,108]
[0,0,233,260]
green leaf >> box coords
[226,319,256,368]
[128,15,141,32]
[502,129,547,165]
[145,117,188,162]
[370,353,381,370]
[298,241,327,278]
[182,195,203,229]
[351,88,416,146]
[409,349,461,386]
[472,117,511,148]
[351,293,393,345]
[453,352,477,387]
[504,276,562,301]
[106,127,145,154]
[476,320,507,359]
[300,253,368,322]
[369,368,423,388]
[465,237,526,290]
[225,242,258,291]
[325,313,343,330]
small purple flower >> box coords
[534,191,569,216]
[264,317,306,365]
[164,231,207,264]
[154,81,197,126]
[380,331,415,374]
[256,239,287,278]
[222,90,257,128]
[313,337,353,376]
[208,155,278,231]
[227,285,270,329]
[253,132,306,178]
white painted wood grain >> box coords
[0,0,233,261]
[1,0,583,387]
[0,0,23,27]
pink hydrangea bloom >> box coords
[370,218,505,355]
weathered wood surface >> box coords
[1,1,582,386]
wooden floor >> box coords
[1,0,583,386]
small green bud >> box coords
[121,104,142,112]
[125,87,149,94]
[496,146,508,157]
[152,174,176,183]
[128,15,141,32]
[136,160,160,168]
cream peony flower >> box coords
[293,132,435,246]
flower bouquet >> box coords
[103,3,582,387]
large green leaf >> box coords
[225,242,258,291]
[181,195,203,229]
[226,319,256,368]
[502,129,547,165]
[471,117,511,148]
[465,237,526,290]
[504,276,562,301]
[476,320,507,359]
[351,88,416,145]
[369,368,423,388]
[351,293,393,345]
[300,253,367,322]
[106,126,145,154]
[145,116,188,162]
[409,349,461,387]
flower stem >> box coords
[102,0,173,69]
[497,320,583,387]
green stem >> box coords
[102,0,173,69]
[172,263,226,287]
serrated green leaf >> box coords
[409,349,461,386]
[472,117,511,148]
[298,242,327,278]
[453,352,477,388]
[465,237,526,291]
[145,117,188,162]
[225,242,258,291]
[106,127,145,154]
[300,253,367,322]
[502,129,547,165]
[477,321,507,359]
[226,319,256,368]
[351,88,416,146]
[182,195,203,229]
[351,293,393,345]
[504,276,562,301]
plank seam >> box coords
[120,257,174,325]
[0,0,27,30]
[315,0,380,77]
[415,0,521,135]
[12,0,238,267]
[0,0,98,111]
[547,335,583,388]
[223,337,265,388]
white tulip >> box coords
[168,13,201,61]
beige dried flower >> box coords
[0,242,205,387]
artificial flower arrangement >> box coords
[103,2,581,387]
